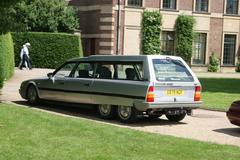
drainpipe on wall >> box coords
[116,0,121,55]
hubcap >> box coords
[28,86,36,101]
[118,106,131,119]
[99,104,111,115]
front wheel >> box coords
[117,106,138,123]
[166,113,186,122]
[98,104,116,120]
[27,85,39,104]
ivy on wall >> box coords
[175,15,195,63]
[141,11,162,55]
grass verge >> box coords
[199,78,240,111]
[0,103,239,160]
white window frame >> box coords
[221,33,238,66]
[192,32,208,65]
[161,0,179,10]
[126,0,144,7]
[193,0,211,13]
[224,0,240,15]
[161,31,175,56]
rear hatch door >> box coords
[151,58,196,103]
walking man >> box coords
[19,43,32,70]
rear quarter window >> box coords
[152,59,194,82]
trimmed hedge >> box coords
[0,33,15,88]
[141,11,162,55]
[12,32,83,69]
[175,15,195,63]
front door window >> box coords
[54,62,77,78]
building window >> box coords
[161,31,175,55]
[163,0,176,10]
[128,0,142,7]
[193,33,207,65]
[226,0,239,14]
[223,35,236,65]
[195,0,208,12]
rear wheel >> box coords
[117,106,137,123]
[98,104,116,120]
[166,113,186,122]
[27,85,39,104]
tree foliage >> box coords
[141,11,162,55]
[0,0,23,34]
[175,15,195,63]
[0,0,21,7]
[13,0,79,33]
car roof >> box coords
[68,55,182,62]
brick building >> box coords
[67,0,240,72]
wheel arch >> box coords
[25,81,39,98]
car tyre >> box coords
[27,85,39,104]
[117,106,138,123]
[98,104,116,120]
[166,113,186,122]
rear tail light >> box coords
[194,86,201,101]
[147,86,155,102]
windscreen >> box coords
[152,58,194,82]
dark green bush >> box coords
[0,33,15,88]
[236,59,240,72]
[141,11,162,55]
[175,15,195,63]
[12,0,79,33]
[12,32,83,69]
[208,53,219,72]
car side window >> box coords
[116,64,143,81]
[54,62,77,78]
[73,63,94,78]
[95,64,114,79]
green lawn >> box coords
[199,78,240,111]
[0,103,239,160]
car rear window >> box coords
[152,59,194,82]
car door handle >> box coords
[84,83,90,87]
[59,82,65,85]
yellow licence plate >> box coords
[165,89,184,96]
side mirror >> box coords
[47,73,53,78]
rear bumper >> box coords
[134,101,202,111]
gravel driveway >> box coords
[1,68,240,147]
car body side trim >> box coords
[38,87,146,100]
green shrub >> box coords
[141,11,162,55]
[0,33,15,88]
[12,32,83,69]
[236,60,240,72]
[208,53,219,72]
[175,15,195,63]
